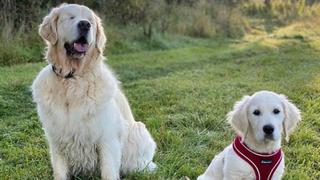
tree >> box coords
[265,0,271,8]
[140,0,166,38]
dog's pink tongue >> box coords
[73,43,88,52]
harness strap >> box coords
[232,136,283,180]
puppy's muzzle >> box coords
[263,124,274,139]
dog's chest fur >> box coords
[57,121,101,174]
[32,65,119,173]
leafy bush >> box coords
[168,4,216,38]
[167,1,249,38]
[243,0,320,24]
[2,0,320,66]
[212,5,249,38]
[0,37,43,66]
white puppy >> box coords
[32,4,156,180]
[198,91,301,180]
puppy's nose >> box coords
[263,125,274,135]
[78,20,91,34]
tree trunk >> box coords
[265,0,271,8]
[143,21,153,39]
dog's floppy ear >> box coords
[94,14,107,54]
[39,7,59,45]
[280,95,301,142]
[227,95,251,138]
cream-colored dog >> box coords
[32,4,156,180]
[198,91,301,180]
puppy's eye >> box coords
[253,110,261,116]
[70,16,75,20]
[273,108,280,114]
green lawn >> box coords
[1,21,320,179]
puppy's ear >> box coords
[280,95,301,142]
[227,95,251,138]
[39,7,59,45]
[94,14,107,54]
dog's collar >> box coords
[232,135,283,180]
[52,65,75,79]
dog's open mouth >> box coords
[64,36,89,58]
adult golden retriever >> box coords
[32,4,156,179]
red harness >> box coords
[232,136,283,180]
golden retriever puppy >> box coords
[198,91,301,180]
[32,4,156,180]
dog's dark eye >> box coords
[253,110,261,116]
[273,108,280,114]
[70,16,75,20]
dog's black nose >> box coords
[263,125,274,135]
[78,20,91,34]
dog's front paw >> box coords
[146,162,157,172]
[53,173,67,180]
[101,174,120,180]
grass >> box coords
[1,20,320,179]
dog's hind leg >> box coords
[121,122,157,175]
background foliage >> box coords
[1,0,320,66]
